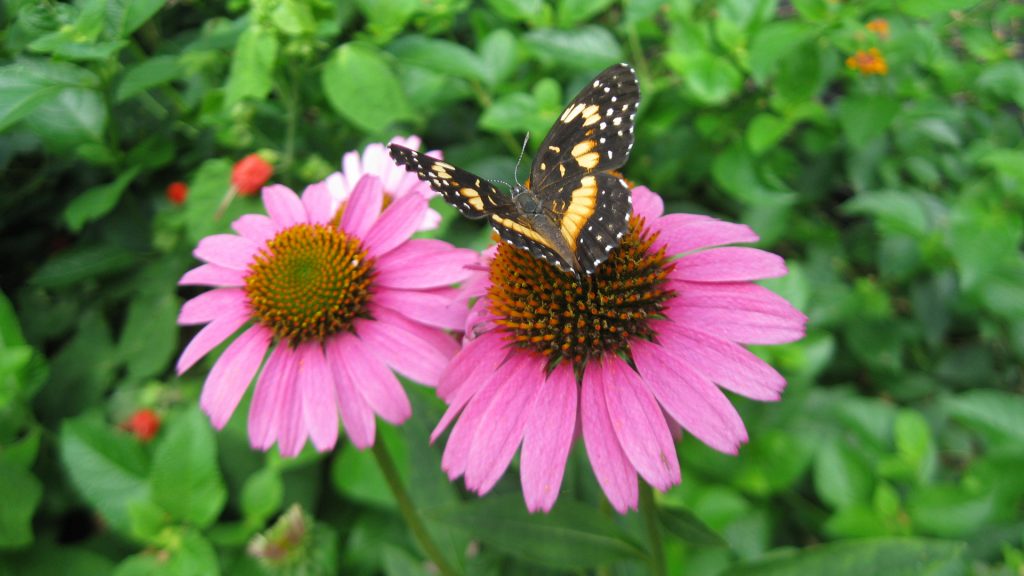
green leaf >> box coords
[658,506,727,547]
[0,59,99,131]
[29,244,140,288]
[108,0,168,36]
[63,166,141,232]
[22,87,107,153]
[977,60,1024,107]
[355,0,417,42]
[556,0,616,27]
[479,92,537,133]
[322,43,412,134]
[271,0,316,36]
[60,414,151,534]
[114,530,220,576]
[115,56,180,102]
[908,485,998,538]
[945,389,1024,446]
[813,437,873,510]
[479,29,518,88]
[899,0,980,18]
[723,538,966,575]
[425,494,645,569]
[837,95,900,149]
[485,0,545,22]
[241,468,283,524]
[674,52,743,106]
[746,113,792,155]
[523,27,624,71]
[389,35,490,85]
[841,190,930,237]
[224,26,279,108]
[117,279,180,383]
[151,408,227,528]
[748,21,819,84]
[0,463,42,548]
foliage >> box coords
[2,0,1023,574]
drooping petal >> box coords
[521,363,578,513]
[296,342,339,451]
[356,308,458,386]
[651,215,759,256]
[374,239,477,289]
[179,264,246,287]
[673,247,787,282]
[178,288,247,325]
[631,186,664,219]
[249,343,303,454]
[581,365,638,514]
[232,214,277,244]
[465,354,546,495]
[340,175,383,238]
[665,282,806,345]
[326,335,377,449]
[262,184,307,228]
[601,357,681,491]
[653,320,788,401]
[200,325,272,429]
[362,193,427,257]
[336,333,411,425]
[632,339,748,454]
[194,234,258,271]
[361,143,388,177]
[176,309,249,374]
[373,287,468,331]
[301,181,334,225]
[433,332,509,436]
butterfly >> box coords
[388,63,639,276]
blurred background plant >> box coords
[1,0,1023,574]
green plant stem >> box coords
[371,441,459,576]
[640,482,666,576]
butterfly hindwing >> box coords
[387,144,513,220]
[530,63,639,195]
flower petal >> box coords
[262,184,307,228]
[249,343,306,456]
[653,320,788,401]
[363,192,427,257]
[466,354,546,495]
[432,332,509,438]
[631,186,663,219]
[296,342,339,452]
[674,247,787,282]
[200,325,272,429]
[356,308,458,386]
[176,309,248,374]
[326,335,377,449]
[179,264,245,287]
[374,239,477,289]
[178,288,247,325]
[336,333,411,425]
[232,214,277,245]
[581,365,638,514]
[521,363,578,513]
[194,234,258,271]
[340,175,383,239]
[601,357,680,491]
[665,282,806,345]
[652,215,759,255]
[632,339,748,454]
[373,287,468,331]
[301,181,334,225]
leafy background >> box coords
[2,0,1023,574]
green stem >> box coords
[372,441,459,576]
[639,482,666,576]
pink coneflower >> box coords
[432,186,806,513]
[321,136,443,230]
[177,174,476,456]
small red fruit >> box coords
[232,154,274,196]
[123,409,161,442]
[166,181,188,204]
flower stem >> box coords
[639,482,666,576]
[372,441,459,576]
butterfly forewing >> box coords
[387,144,514,220]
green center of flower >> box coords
[245,223,373,344]
[487,217,675,366]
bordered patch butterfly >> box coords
[388,63,639,276]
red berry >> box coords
[124,409,161,441]
[166,181,188,204]
[232,154,274,196]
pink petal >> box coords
[521,363,578,513]
[631,186,664,219]
[340,175,383,238]
[363,192,427,257]
[665,282,806,345]
[249,343,306,456]
[373,287,467,331]
[301,181,334,225]
[326,335,377,449]
[194,234,258,271]
[179,264,246,287]
[343,149,362,182]
[653,320,788,401]
[200,325,271,428]
[262,184,307,228]
[335,333,411,425]
[674,247,787,282]
[374,239,477,289]
[433,332,509,436]
[631,339,748,454]
[581,365,638,514]
[356,308,458,386]
[178,288,247,325]
[652,216,759,256]
[362,143,387,176]
[601,357,681,491]
[465,354,546,495]
[176,310,249,374]
[232,214,277,244]
[296,342,339,451]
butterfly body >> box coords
[388,63,639,276]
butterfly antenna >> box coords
[513,132,531,187]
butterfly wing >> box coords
[387,144,513,220]
[544,172,633,275]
